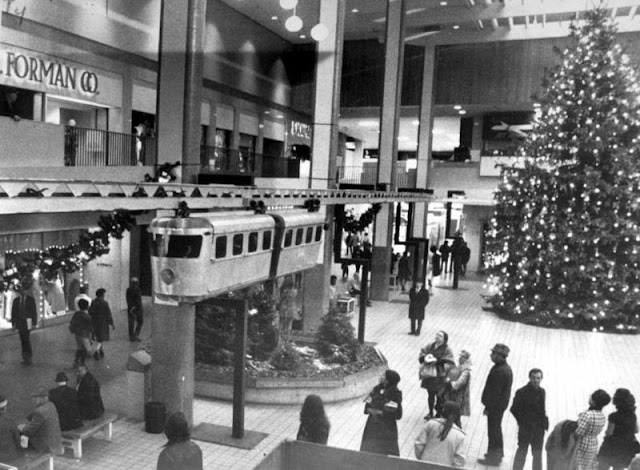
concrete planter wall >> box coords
[195,348,387,405]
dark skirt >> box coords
[360,414,399,456]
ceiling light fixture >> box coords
[311,23,329,41]
[271,16,278,20]
[285,14,303,32]
[412,120,420,126]
[453,25,460,30]
[458,110,467,115]
[299,34,306,39]
[440,1,447,5]
[279,0,298,10]
[352,8,359,13]
[453,105,462,110]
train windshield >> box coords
[151,234,203,258]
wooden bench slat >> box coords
[61,413,117,459]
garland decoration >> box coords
[343,204,381,234]
[1,210,136,292]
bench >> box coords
[61,413,117,459]
[0,451,53,470]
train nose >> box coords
[160,268,176,285]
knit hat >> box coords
[55,372,68,384]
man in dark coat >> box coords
[75,364,105,420]
[439,241,450,273]
[460,242,471,276]
[48,372,83,432]
[11,289,38,365]
[450,235,464,289]
[511,368,548,470]
[88,288,114,360]
[408,280,429,336]
[398,252,411,292]
[126,277,144,342]
[478,343,513,466]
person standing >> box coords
[126,277,144,342]
[89,288,114,360]
[398,251,412,292]
[11,289,38,366]
[157,412,203,470]
[510,368,549,470]
[443,350,472,428]
[48,372,83,432]
[598,388,638,470]
[450,235,464,289]
[414,401,466,467]
[73,283,92,311]
[69,298,94,366]
[439,241,450,274]
[460,242,471,277]
[360,370,403,456]
[408,279,429,336]
[429,246,442,288]
[573,389,611,470]
[75,364,105,420]
[0,396,22,464]
[420,331,455,419]
[297,394,330,445]
[18,386,64,455]
[478,343,513,466]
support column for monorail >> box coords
[156,0,206,184]
[370,0,406,301]
[303,0,346,333]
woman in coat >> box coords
[420,330,455,419]
[597,388,639,470]
[360,369,403,456]
[546,419,578,470]
[443,350,472,427]
[408,279,429,336]
[157,412,203,470]
[573,389,611,470]
[297,394,330,445]
[415,401,466,467]
[88,288,114,360]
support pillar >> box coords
[304,0,346,332]
[412,44,437,280]
[156,0,206,183]
[151,303,195,425]
[370,0,406,301]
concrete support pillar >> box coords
[156,0,206,183]
[412,44,437,280]
[151,303,195,425]
[370,0,406,301]
[303,0,345,331]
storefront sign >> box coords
[290,120,311,141]
[0,51,99,95]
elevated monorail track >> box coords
[0,179,487,215]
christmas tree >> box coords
[485,6,640,332]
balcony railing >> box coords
[201,146,300,178]
[64,126,157,167]
[337,164,417,189]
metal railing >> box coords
[337,164,417,188]
[64,126,157,167]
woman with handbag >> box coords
[419,331,455,420]
[597,388,639,470]
[360,369,403,456]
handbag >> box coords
[419,362,437,380]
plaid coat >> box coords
[573,409,606,470]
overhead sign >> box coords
[0,50,99,95]
[290,120,311,140]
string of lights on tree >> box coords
[484,7,640,333]
[1,211,136,293]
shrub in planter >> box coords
[248,289,279,360]
[270,341,302,371]
[316,306,360,363]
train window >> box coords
[263,230,272,250]
[151,234,202,258]
[233,234,243,255]
[305,227,313,244]
[284,229,293,247]
[248,232,258,253]
[315,225,322,241]
[295,228,303,245]
[215,236,227,259]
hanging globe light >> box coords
[279,0,298,10]
[285,15,303,32]
[310,23,329,42]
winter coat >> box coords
[89,297,113,342]
[360,384,403,456]
[48,385,83,431]
[444,361,472,417]
[420,342,455,393]
[297,418,329,445]
[157,441,203,470]
[414,418,466,467]
[481,360,513,412]
[21,401,64,455]
[510,383,548,431]
[69,309,93,339]
[0,415,22,463]
[11,295,38,332]
[76,371,105,420]
[409,287,430,321]
[598,410,639,468]
[545,420,578,470]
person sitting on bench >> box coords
[75,365,104,421]
[18,387,64,455]
[348,273,372,307]
[0,395,22,464]
[49,372,83,432]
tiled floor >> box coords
[1,270,638,469]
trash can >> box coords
[144,401,166,434]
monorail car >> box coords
[149,210,325,302]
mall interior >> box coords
[2,1,640,469]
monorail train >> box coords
[149,210,325,302]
